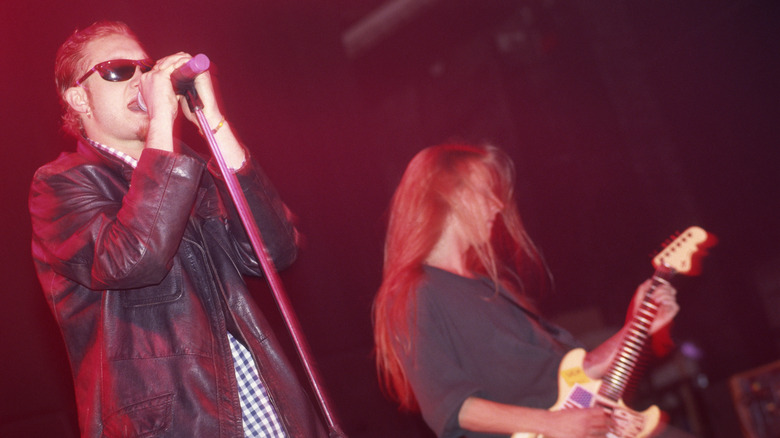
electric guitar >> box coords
[513,226,715,438]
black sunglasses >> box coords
[75,59,155,86]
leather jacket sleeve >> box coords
[207,152,298,276]
[31,148,205,290]
[30,145,297,291]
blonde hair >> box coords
[54,21,141,137]
[372,143,550,409]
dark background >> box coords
[1,1,778,437]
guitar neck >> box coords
[598,266,675,402]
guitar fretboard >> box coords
[598,268,673,402]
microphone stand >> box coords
[182,85,346,438]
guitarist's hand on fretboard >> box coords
[628,279,679,335]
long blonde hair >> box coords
[372,143,550,410]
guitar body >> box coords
[512,348,661,438]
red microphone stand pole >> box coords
[181,65,346,438]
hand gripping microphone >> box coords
[137,54,211,112]
[171,53,210,85]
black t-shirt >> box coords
[397,266,582,438]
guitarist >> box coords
[373,144,687,438]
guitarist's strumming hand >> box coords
[545,407,611,438]
[629,279,679,335]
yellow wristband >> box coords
[211,116,226,134]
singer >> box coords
[29,21,327,437]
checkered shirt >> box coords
[228,332,288,437]
[86,137,287,437]
[84,137,139,168]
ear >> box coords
[64,86,91,115]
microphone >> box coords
[171,53,211,84]
[137,54,211,112]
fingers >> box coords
[139,65,179,119]
[142,52,222,122]
[648,282,680,331]
[154,52,193,72]
[142,52,194,95]
[548,408,613,438]
[157,52,219,117]
[636,279,676,304]
[574,408,610,437]
[628,279,680,334]
[650,283,678,307]
[585,410,609,437]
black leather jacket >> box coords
[30,140,328,437]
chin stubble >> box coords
[136,119,149,142]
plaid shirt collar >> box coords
[83,136,139,169]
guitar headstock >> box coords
[652,226,716,276]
